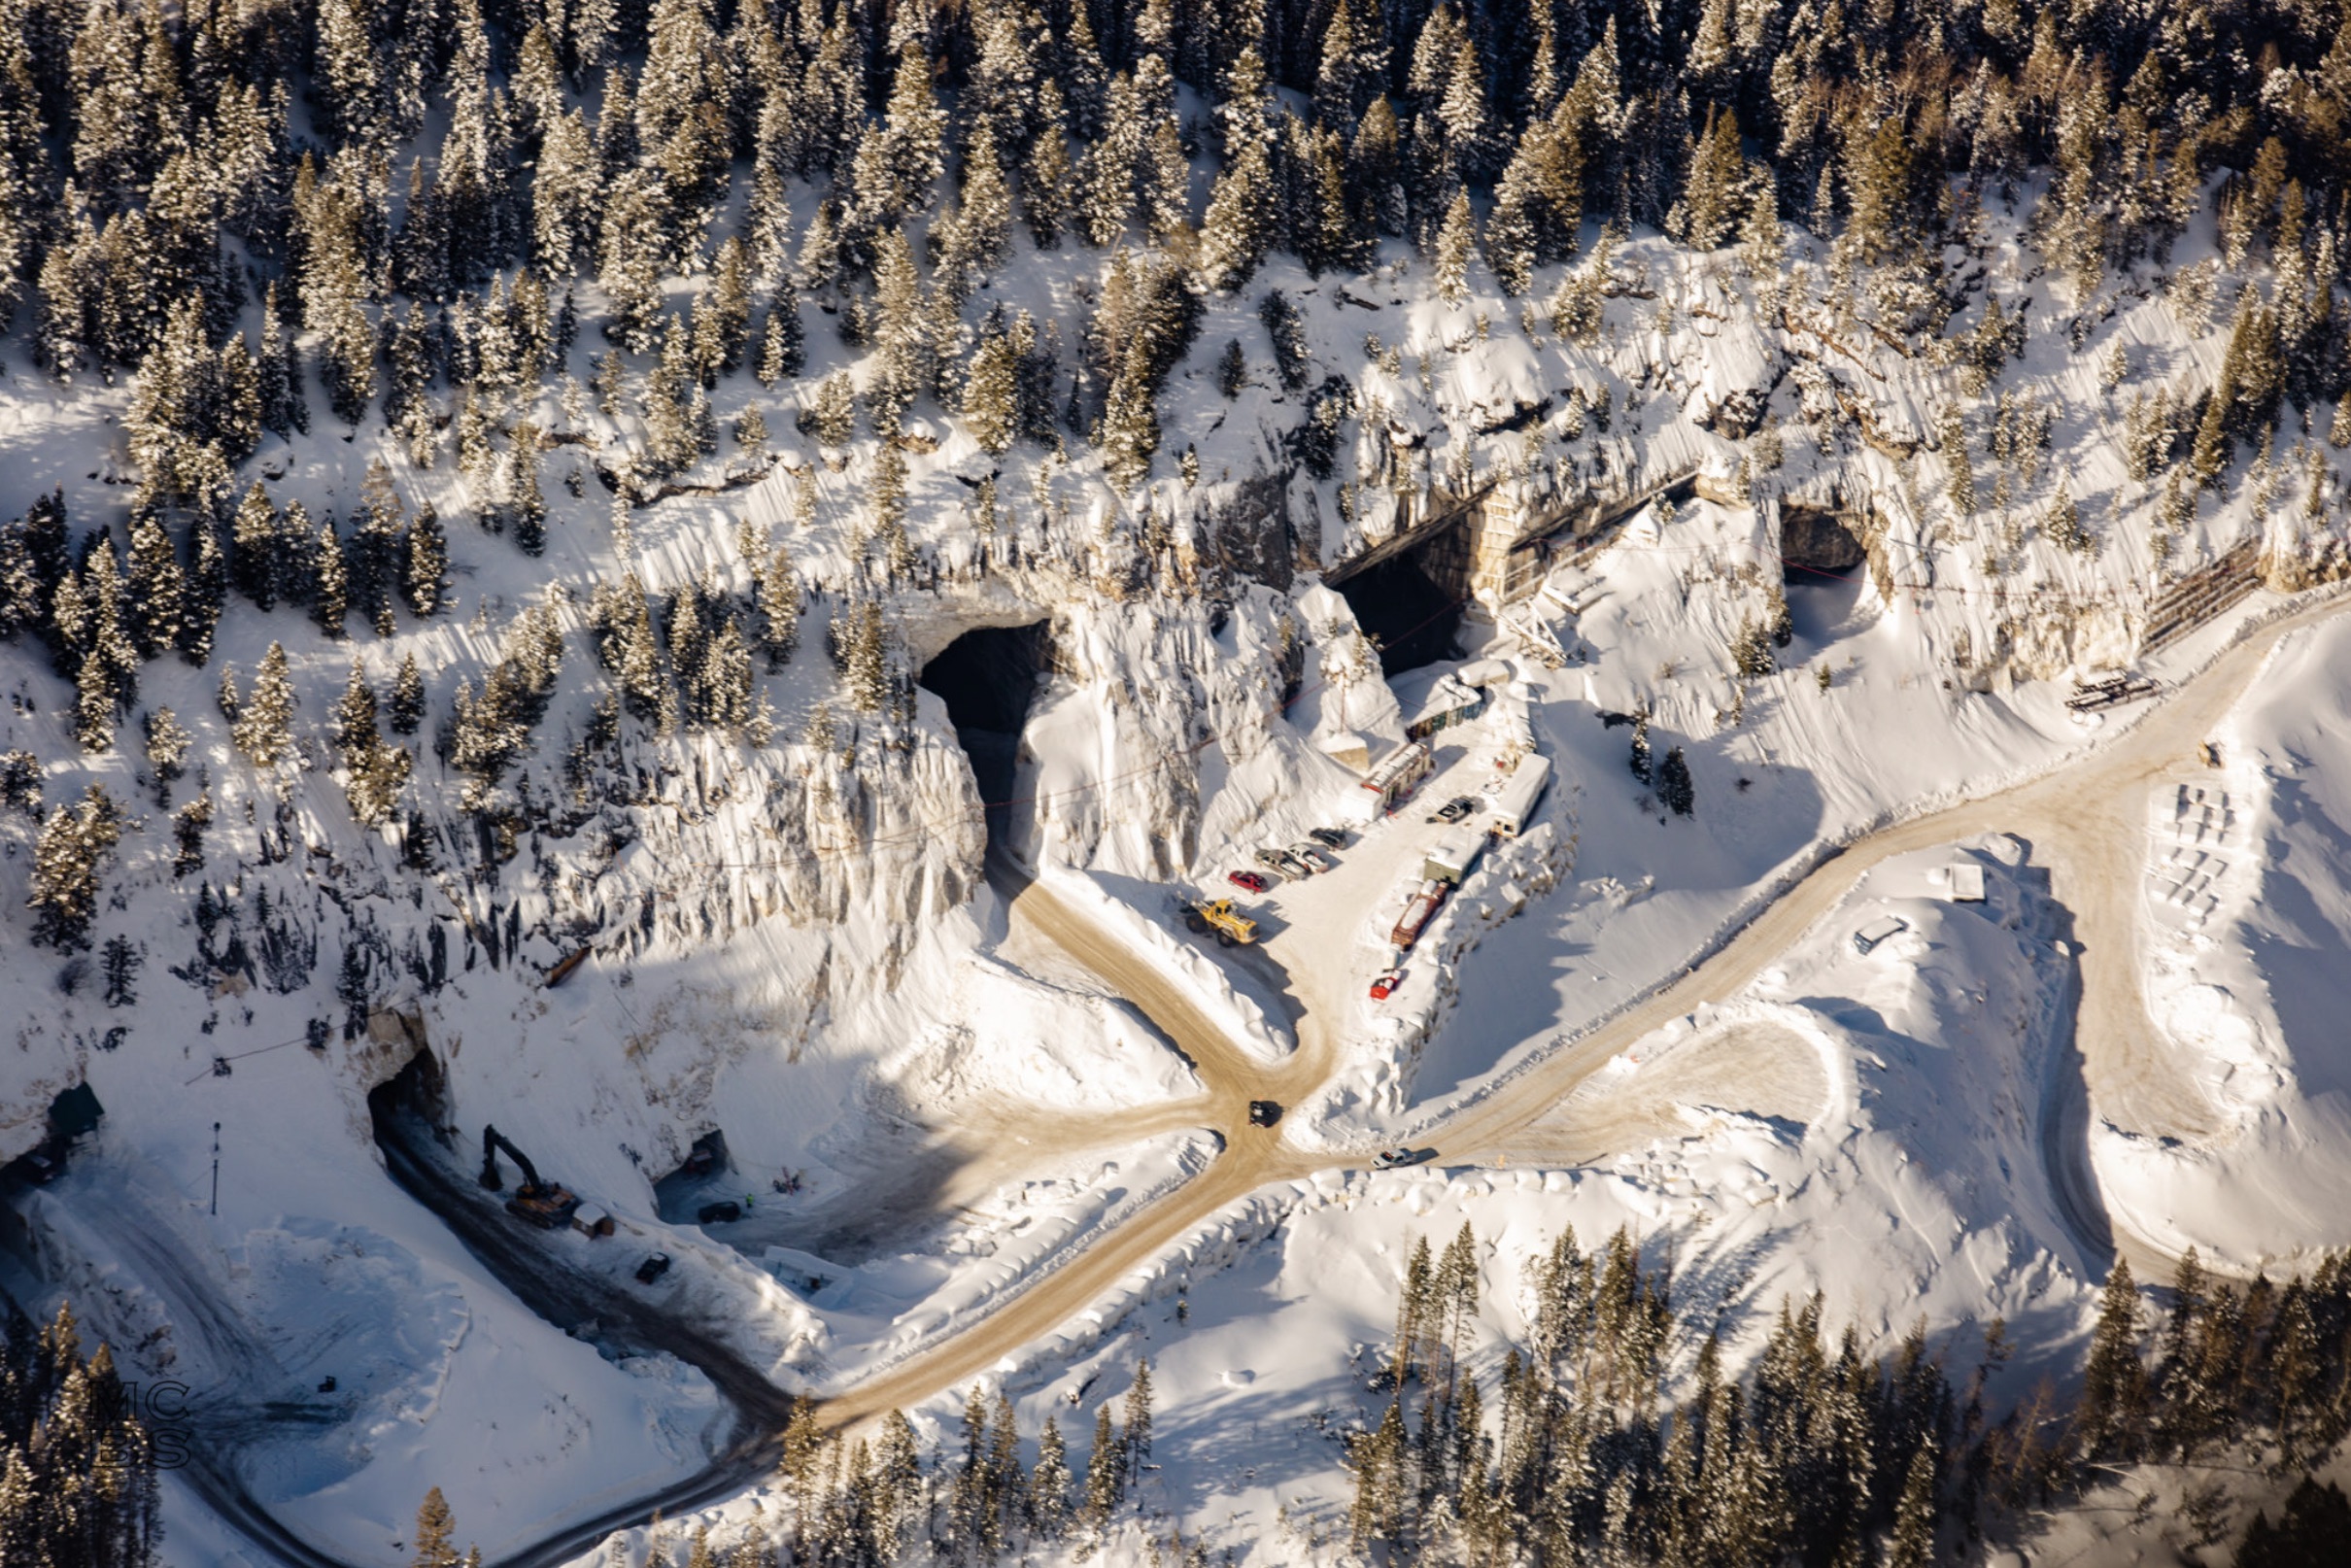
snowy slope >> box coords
[2103,616,2351,1271]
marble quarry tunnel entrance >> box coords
[1333,549,1467,675]
[918,620,1052,848]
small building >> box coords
[1489,754,1552,839]
[1398,672,1488,742]
[1424,824,1485,885]
[1947,864,1986,903]
[1348,740,1434,824]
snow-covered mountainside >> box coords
[7,0,2351,1561]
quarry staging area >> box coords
[834,587,2351,1406]
[159,588,2349,1568]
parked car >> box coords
[635,1252,672,1284]
[1247,1100,1282,1127]
[1266,848,1312,879]
[1369,968,1404,1001]
[1308,827,1348,850]
[698,1201,742,1224]
[1372,1148,1417,1171]
[1227,869,1271,893]
[1427,796,1479,824]
[1288,842,1335,873]
[1252,849,1294,880]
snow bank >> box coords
[2103,617,2351,1271]
[788,1128,1217,1392]
[1032,862,1294,1064]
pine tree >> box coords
[1394,1235,1435,1384]
[2077,1259,2149,1458]
[841,599,889,714]
[144,707,190,805]
[1258,290,1311,392]
[1630,713,1652,783]
[952,121,1014,282]
[173,792,212,875]
[1199,137,1278,292]
[1217,339,1247,398]
[334,659,380,761]
[184,518,224,667]
[1434,189,1476,302]
[1886,1441,1938,1568]
[1081,1404,1125,1533]
[123,510,186,661]
[413,1487,460,1568]
[1032,1414,1071,1540]
[1732,618,1774,678]
[1348,1400,1408,1546]
[405,505,449,618]
[1100,348,1162,489]
[964,324,1022,455]
[1939,405,1976,515]
[30,785,123,951]
[390,652,426,735]
[1023,93,1073,248]
[509,427,547,558]
[314,517,350,639]
[757,281,805,388]
[1124,1360,1154,1471]
[807,371,856,447]
[233,641,297,766]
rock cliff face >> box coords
[1778,502,1868,574]
[6,202,2350,1210]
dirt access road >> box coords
[828,594,2350,1428]
[149,594,2347,1566]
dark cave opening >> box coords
[918,621,1052,850]
[1334,553,1464,675]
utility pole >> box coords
[210,1123,221,1216]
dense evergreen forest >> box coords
[2,0,2349,925]
[0,1301,163,1568]
[8,7,2351,1555]
[437,1229,2350,1567]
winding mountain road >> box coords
[61,593,2349,1566]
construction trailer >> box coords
[1423,824,1485,885]
[1488,754,1552,838]
[1347,740,1435,824]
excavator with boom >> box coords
[480,1124,583,1230]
